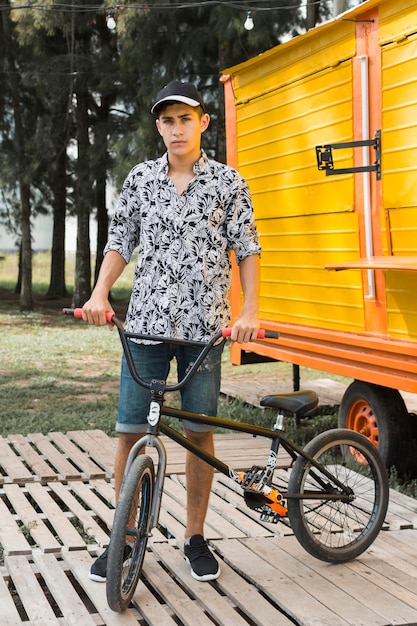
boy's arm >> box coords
[230,253,260,343]
[82,250,127,326]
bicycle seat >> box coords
[260,390,318,418]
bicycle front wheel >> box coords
[106,454,155,612]
[287,428,389,563]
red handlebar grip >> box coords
[63,308,114,324]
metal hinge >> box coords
[315,130,381,180]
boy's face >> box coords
[156,103,210,158]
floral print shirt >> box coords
[104,150,260,342]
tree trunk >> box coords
[217,38,230,163]
[306,0,320,30]
[94,94,111,284]
[19,182,33,310]
[72,64,91,308]
[47,143,68,298]
[1,1,33,309]
[333,1,348,16]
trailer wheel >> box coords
[338,381,411,474]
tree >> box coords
[1,0,33,309]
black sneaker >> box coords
[184,534,220,581]
[89,544,132,582]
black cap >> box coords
[151,80,205,114]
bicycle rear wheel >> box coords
[107,454,154,612]
[287,428,389,563]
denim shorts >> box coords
[116,339,224,434]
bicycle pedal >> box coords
[260,506,280,524]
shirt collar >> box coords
[158,150,209,177]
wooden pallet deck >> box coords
[1,430,417,625]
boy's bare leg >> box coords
[183,428,214,538]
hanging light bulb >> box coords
[244,11,254,31]
[107,10,117,30]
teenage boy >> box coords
[83,80,261,582]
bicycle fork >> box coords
[122,416,168,534]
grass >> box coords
[0,251,337,440]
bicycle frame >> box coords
[123,393,354,534]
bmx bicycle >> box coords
[63,308,389,612]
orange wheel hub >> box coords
[346,399,379,448]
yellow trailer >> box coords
[222,0,417,473]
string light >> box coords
[0,1,323,14]
[106,9,117,30]
[244,10,254,30]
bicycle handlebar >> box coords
[62,307,279,393]
[63,308,279,340]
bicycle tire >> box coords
[106,455,154,612]
[287,428,389,563]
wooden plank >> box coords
[345,554,417,619]
[89,478,116,507]
[150,541,274,626]
[33,553,97,625]
[25,482,86,551]
[157,506,187,542]
[0,568,26,625]
[48,432,106,479]
[3,484,61,553]
[0,490,35,556]
[142,549,215,626]
[379,528,417,562]
[163,476,238,539]
[325,255,417,271]
[132,579,179,626]
[48,481,110,548]
[67,481,114,529]
[385,489,417,530]
[213,555,297,626]
[366,536,417,583]
[151,541,295,626]
[6,555,60,624]
[277,534,417,625]
[0,436,34,484]
[62,551,141,625]
[216,537,352,626]
[28,433,83,480]
[67,430,117,477]
[244,536,387,626]
[7,433,58,482]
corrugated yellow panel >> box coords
[238,60,354,219]
[382,208,417,339]
[379,0,417,45]
[385,272,417,340]
[379,1,417,338]
[257,212,364,332]
[382,35,417,208]
[387,207,417,254]
[224,18,356,105]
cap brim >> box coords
[151,95,202,114]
